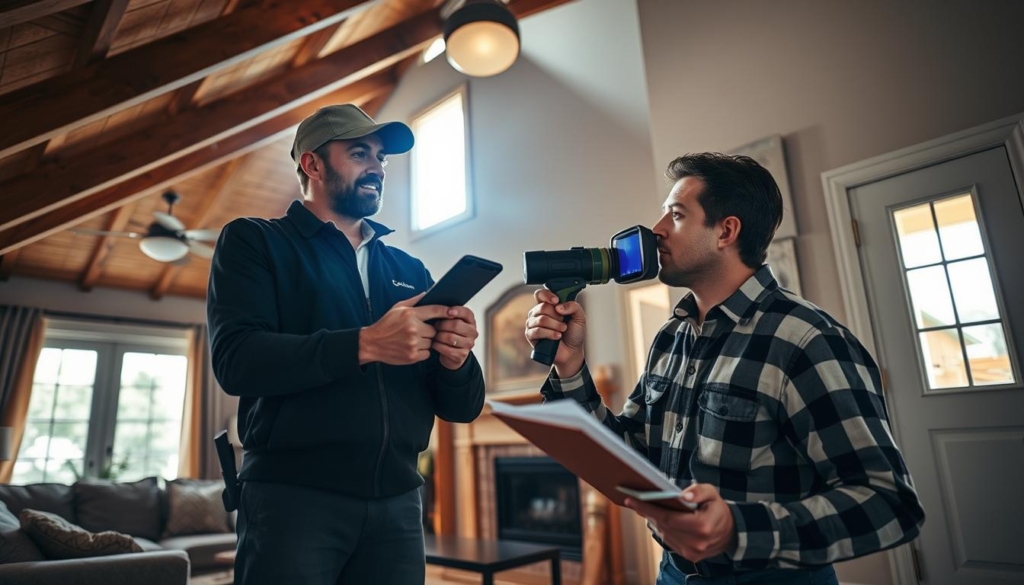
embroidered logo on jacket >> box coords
[392,280,415,290]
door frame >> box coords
[821,113,1024,585]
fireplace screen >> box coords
[494,456,583,560]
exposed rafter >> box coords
[0,76,394,256]
[0,12,442,234]
[73,0,130,68]
[78,201,138,291]
[163,0,255,117]
[149,157,244,300]
[0,0,92,29]
[0,0,373,160]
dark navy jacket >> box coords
[207,200,485,498]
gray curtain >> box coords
[0,306,43,415]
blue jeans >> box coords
[235,481,425,585]
[656,552,839,585]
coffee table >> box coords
[424,535,561,585]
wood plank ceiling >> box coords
[0,0,573,299]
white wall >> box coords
[636,0,1024,582]
[376,0,659,579]
[0,276,207,324]
[637,0,1024,323]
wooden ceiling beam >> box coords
[149,157,243,300]
[0,77,393,256]
[0,0,374,160]
[290,22,345,69]
[73,0,129,68]
[0,11,439,234]
[0,0,93,29]
[164,0,253,117]
[78,201,137,291]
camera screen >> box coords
[614,230,643,278]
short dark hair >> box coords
[295,142,332,194]
[665,152,783,268]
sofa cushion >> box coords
[0,500,45,563]
[20,509,143,560]
[74,477,162,541]
[164,479,230,537]
[159,532,236,571]
[0,483,75,521]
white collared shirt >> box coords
[354,220,376,297]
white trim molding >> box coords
[820,112,1024,585]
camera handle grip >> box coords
[531,277,587,366]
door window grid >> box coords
[11,334,188,485]
[892,192,1017,391]
[16,348,97,484]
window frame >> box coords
[409,84,475,240]
[13,320,189,484]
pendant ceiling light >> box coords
[443,0,520,78]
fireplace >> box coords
[494,456,583,561]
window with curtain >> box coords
[11,320,189,485]
[410,86,473,236]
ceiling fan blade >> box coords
[184,228,221,242]
[188,241,215,259]
[71,228,143,238]
[153,211,185,232]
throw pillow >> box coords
[74,476,161,541]
[19,509,142,560]
[0,501,45,564]
[164,479,230,537]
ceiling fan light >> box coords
[140,236,189,262]
[444,0,520,78]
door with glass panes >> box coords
[14,338,187,484]
[849,146,1024,584]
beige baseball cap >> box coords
[290,104,414,162]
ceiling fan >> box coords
[72,191,220,263]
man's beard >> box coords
[324,164,383,219]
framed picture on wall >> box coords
[730,134,798,239]
[767,237,802,296]
[484,284,555,395]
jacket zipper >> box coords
[367,296,389,497]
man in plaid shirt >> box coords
[525,153,925,584]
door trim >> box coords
[821,112,1024,585]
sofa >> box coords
[0,477,236,584]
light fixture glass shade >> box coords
[444,0,520,78]
[140,236,189,262]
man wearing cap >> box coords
[207,104,486,584]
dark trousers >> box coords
[235,481,425,585]
[657,551,839,585]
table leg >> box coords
[550,557,561,585]
[482,571,494,585]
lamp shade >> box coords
[139,236,189,262]
[0,427,12,461]
[444,0,520,78]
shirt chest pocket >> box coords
[696,385,762,471]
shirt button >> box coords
[686,365,696,376]
[675,421,683,432]
[718,405,729,415]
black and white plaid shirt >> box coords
[541,265,925,569]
